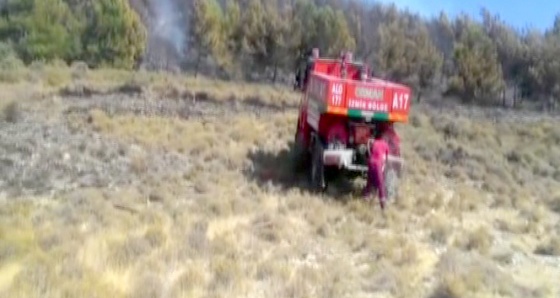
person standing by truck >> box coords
[294,48,319,90]
[362,130,390,210]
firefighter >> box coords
[294,56,304,90]
[362,129,390,210]
[294,66,301,90]
[295,48,318,90]
[360,65,370,81]
[303,48,319,87]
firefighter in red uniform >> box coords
[362,130,390,210]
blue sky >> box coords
[371,0,560,31]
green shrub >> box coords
[0,42,25,82]
[0,0,147,70]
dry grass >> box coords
[1,66,560,298]
[0,61,299,113]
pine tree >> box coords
[189,0,226,77]
[80,0,147,69]
[450,22,504,103]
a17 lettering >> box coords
[392,92,409,110]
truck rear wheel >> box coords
[293,131,309,172]
[310,139,327,193]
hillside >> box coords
[0,65,559,298]
[1,1,560,297]
[3,0,560,110]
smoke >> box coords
[150,0,188,58]
[134,0,191,70]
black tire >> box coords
[309,138,327,193]
[292,131,309,172]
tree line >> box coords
[1,0,560,110]
[189,0,560,110]
[0,0,146,69]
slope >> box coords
[0,67,559,298]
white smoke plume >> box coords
[150,0,187,57]
[134,0,191,70]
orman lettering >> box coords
[355,87,384,100]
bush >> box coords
[0,42,25,83]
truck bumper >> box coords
[323,149,404,174]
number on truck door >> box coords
[331,83,343,106]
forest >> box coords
[1,0,560,110]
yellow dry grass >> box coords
[1,66,559,298]
[1,61,298,108]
